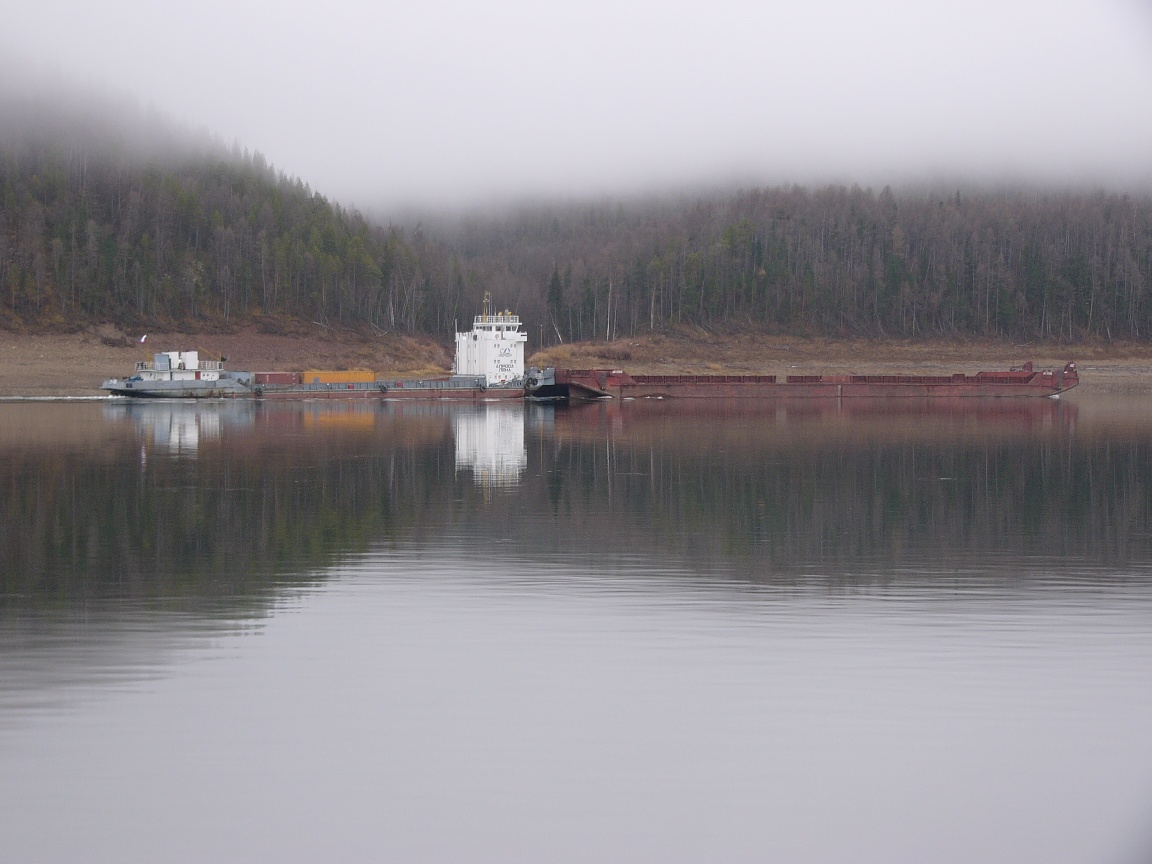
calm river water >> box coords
[2,395,1151,863]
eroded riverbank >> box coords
[2,325,1151,396]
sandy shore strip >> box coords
[2,326,1151,398]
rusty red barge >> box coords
[526,361,1079,401]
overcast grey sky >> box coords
[4,0,1152,208]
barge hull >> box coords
[255,385,382,400]
[554,362,1079,400]
[380,388,525,400]
[104,380,252,398]
[107,382,525,400]
[379,375,525,400]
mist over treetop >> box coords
[2,84,1152,343]
[0,71,225,170]
[5,1,1152,207]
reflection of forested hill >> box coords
[0,402,453,609]
[529,400,1149,574]
[2,400,1151,614]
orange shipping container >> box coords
[255,371,302,385]
[301,369,376,384]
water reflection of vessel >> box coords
[453,404,527,489]
[545,396,1080,446]
[527,362,1079,401]
[103,400,257,455]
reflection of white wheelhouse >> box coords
[453,303,527,386]
[454,405,527,489]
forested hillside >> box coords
[0,91,453,333]
[440,186,1152,344]
[4,89,1152,343]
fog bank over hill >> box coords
[0,65,224,168]
[3,59,1152,348]
[4,0,1152,210]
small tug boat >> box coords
[102,351,384,399]
[102,351,255,398]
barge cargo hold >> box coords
[527,361,1079,401]
[378,375,526,400]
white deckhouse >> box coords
[454,296,527,385]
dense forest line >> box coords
[3,93,1152,342]
[443,186,1152,343]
